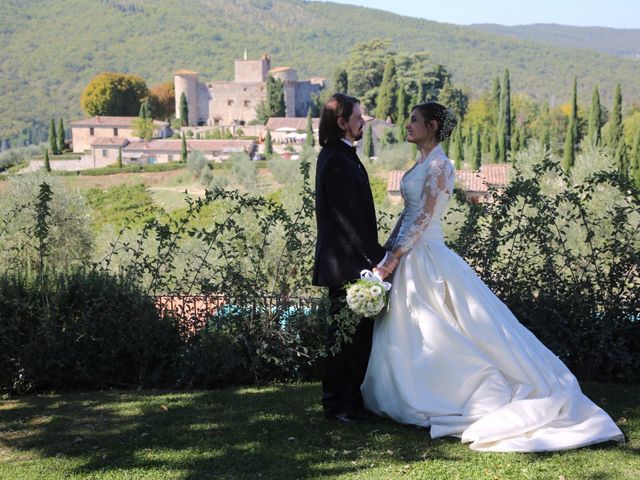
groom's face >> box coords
[339,103,365,143]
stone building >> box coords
[175,54,324,127]
[70,116,170,153]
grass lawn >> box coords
[0,383,637,480]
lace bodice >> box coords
[387,144,455,256]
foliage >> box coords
[446,147,640,382]
[305,108,314,147]
[48,119,58,156]
[588,85,603,146]
[0,173,93,273]
[264,128,273,158]
[43,148,51,172]
[57,118,65,153]
[363,123,374,158]
[132,116,155,140]
[0,269,180,395]
[255,76,285,124]
[148,81,175,121]
[80,72,149,117]
[3,0,640,146]
[179,92,189,127]
[375,56,397,120]
[0,143,46,172]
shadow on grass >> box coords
[0,384,458,479]
[1,382,637,479]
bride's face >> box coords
[406,109,437,145]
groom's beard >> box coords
[352,128,363,142]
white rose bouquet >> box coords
[345,269,392,317]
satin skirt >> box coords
[361,228,624,452]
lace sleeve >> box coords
[391,156,454,257]
[383,212,404,250]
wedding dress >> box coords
[361,144,625,452]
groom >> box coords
[313,93,397,422]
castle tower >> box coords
[174,70,198,126]
[234,53,271,83]
[271,67,298,117]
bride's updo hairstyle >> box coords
[413,102,458,142]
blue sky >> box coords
[323,0,639,29]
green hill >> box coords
[2,0,640,145]
[470,23,640,60]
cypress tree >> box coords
[498,69,512,163]
[471,128,482,171]
[334,67,348,94]
[588,85,602,146]
[451,124,464,169]
[396,81,407,125]
[614,139,629,177]
[180,92,189,127]
[181,133,187,163]
[267,76,285,118]
[631,129,640,187]
[490,131,499,164]
[375,57,397,120]
[608,83,623,149]
[57,118,65,154]
[569,76,581,147]
[117,146,123,168]
[563,115,576,171]
[264,128,273,159]
[363,123,374,158]
[491,75,501,125]
[305,108,315,147]
[49,119,58,155]
[43,148,51,172]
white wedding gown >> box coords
[361,145,625,452]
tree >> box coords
[450,123,464,169]
[43,148,51,172]
[180,92,189,127]
[631,129,640,187]
[569,76,581,147]
[588,86,602,146]
[132,117,154,141]
[305,108,315,147]
[267,76,285,118]
[48,119,58,156]
[181,133,187,163]
[345,39,391,108]
[608,83,623,149]
[363,123,374,158]
[614,139,629,177]
[264,128,273,159]
[438,79,468,119]
[149,81,175,120]
[471,128,482,170]
[117,146,123,168]
[375,57,397,120]
[81,72,148,117]
[491,75,501,126]
[333,67,348,93]
[498,69,512,163]
[255,76,285,124]
[57,118,65,154]
[563,115,576,171]
[139,97,152,119]
[396,81,407,124]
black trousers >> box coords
[322,285,374,415]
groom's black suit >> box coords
[313,139,386,416]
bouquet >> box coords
[345,269,392,317]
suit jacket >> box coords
[312,139,386,287]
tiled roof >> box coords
[455,170,487,192]
[174,69,198,75]
[482,163,511,186]
[387,162,511,194]
[90,137,129,147]
[124,139,254,153]
[266,117,319,131]
[70,116,169,127]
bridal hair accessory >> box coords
[345,269,392,317]
[436,108,457,142]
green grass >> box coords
[55,163,187,176]
[84,183,156,231]
[0,383,637,479]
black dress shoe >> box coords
[325,410,373,423]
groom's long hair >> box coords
[318,93,360,147]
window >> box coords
[89,127,94,136]
[227,99,234,106]
[102,149,108,157]
[113,128,118,136]
[244,100,251,107]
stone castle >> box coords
[174,54,325,126]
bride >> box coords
[363,101,625,452]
